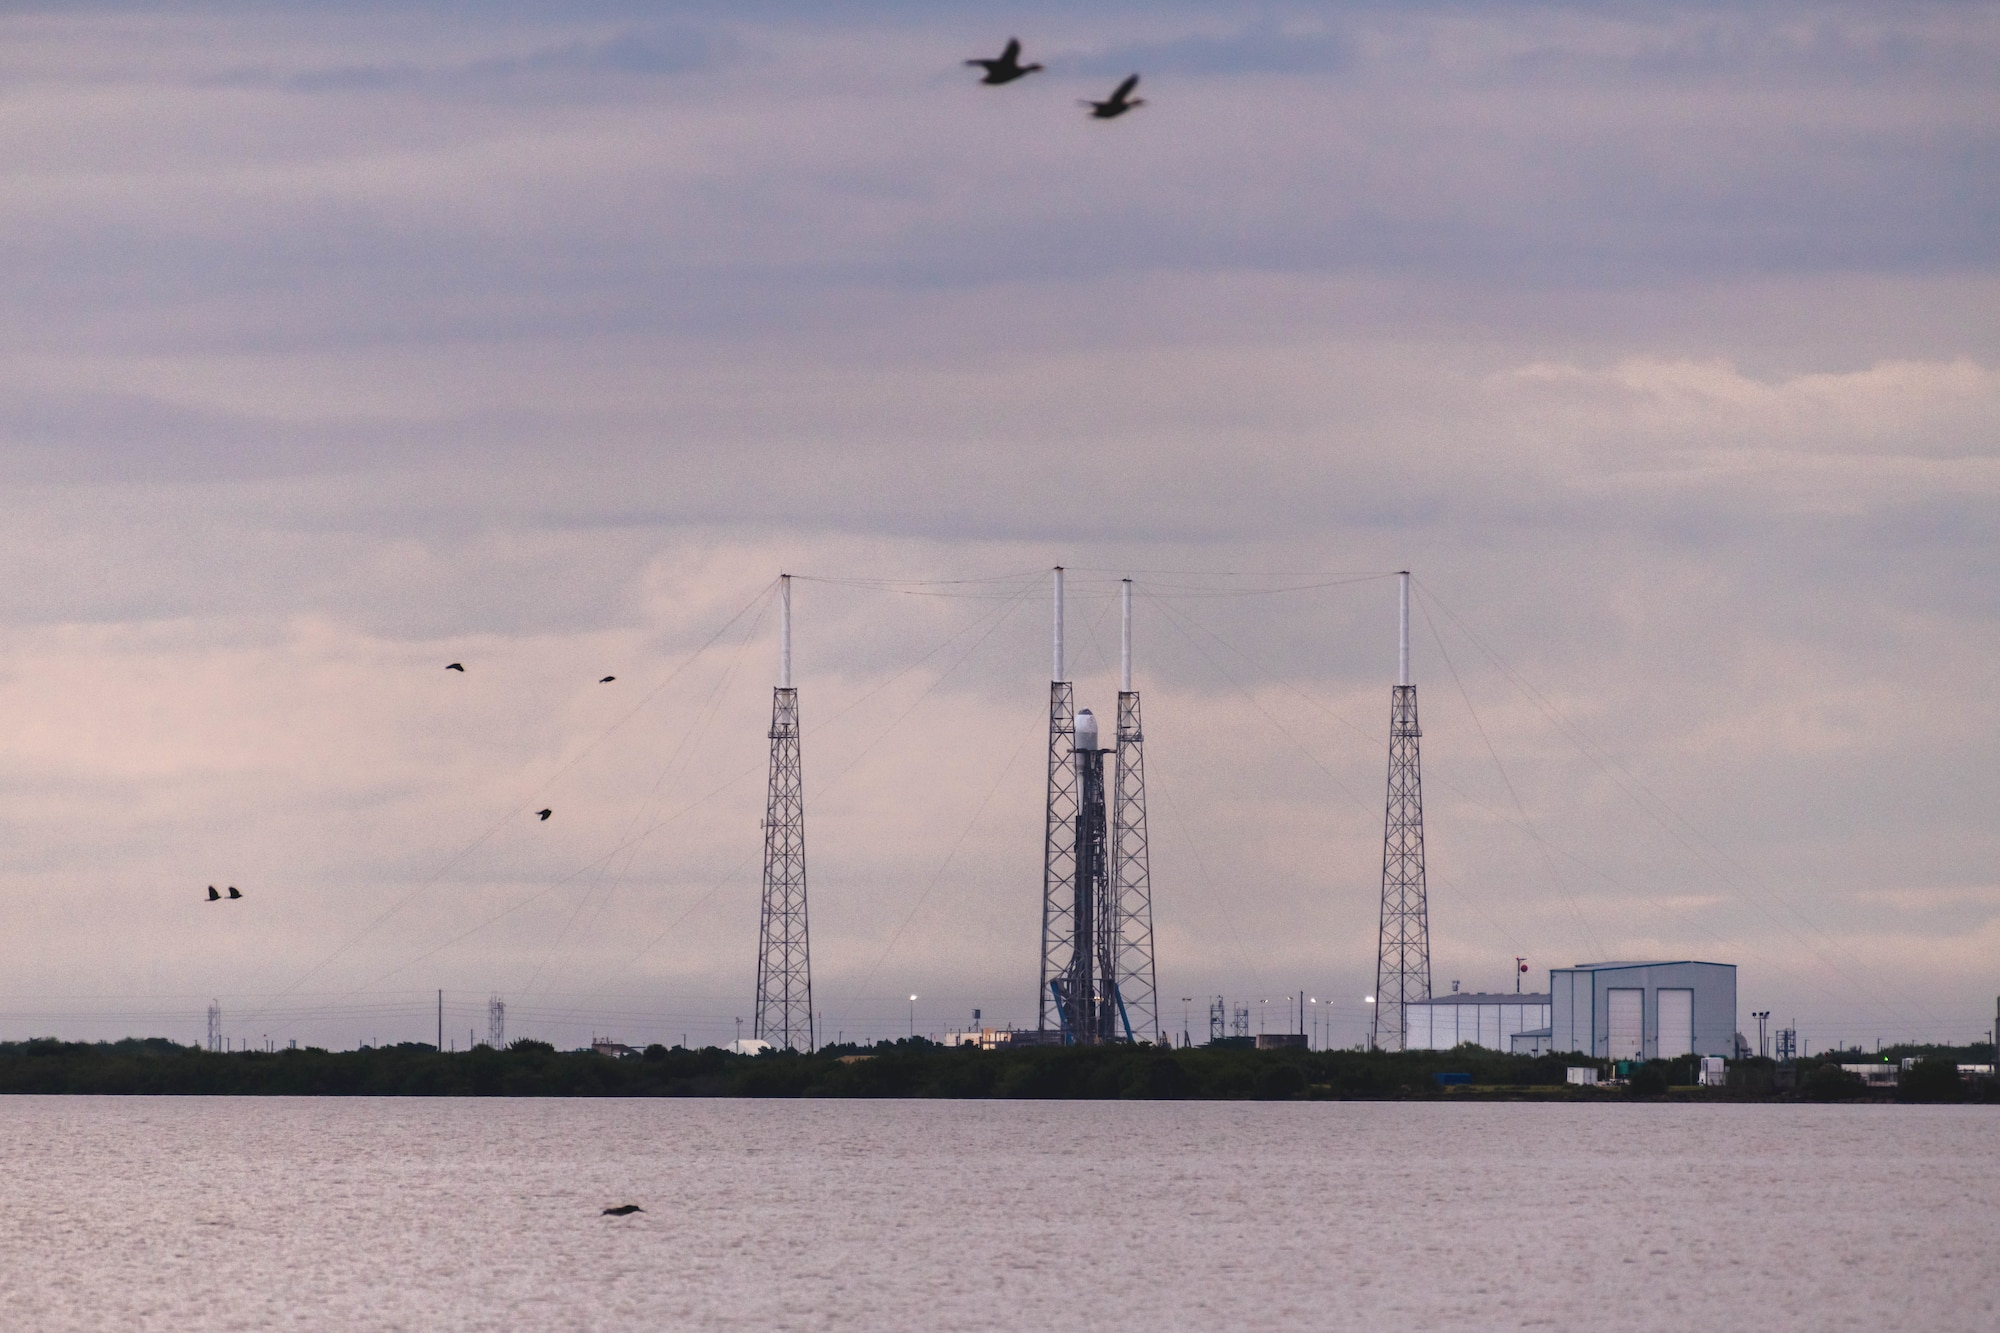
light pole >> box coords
[909,995,917,1039]
[1753,1011,1771,1059]
[1364,996,1376,1051]
[1181,998,1193,1048]
[1310,998,1318,1051]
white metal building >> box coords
[1548,961,1737,1060]
[1403,993,1552,1052]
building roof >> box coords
[1562,960,1733,971]
[1406,992,1551,1006]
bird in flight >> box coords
[227,887,242,900]
[445,663,465,672]
[966,38,1041,85]
[537,809,553,821]
[1084,74,1145,119]
[599,676,616,684]
[206,885,220,902]
[602,1204,644,1217]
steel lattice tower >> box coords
[1110,580,1160,1044]
[487,995,505,1049]
[754,575,813,1051]
[207,1000,221,1053]
[1038,568,1078,1034]
[1371,572,1431,1051]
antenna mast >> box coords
[754,574,813,1050]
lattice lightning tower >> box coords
[487,995,505,1049]
[1371,571,1432,1051]
[754,575,813,1051]
[1037,568,1078,1034]
[1110,579,1160,1043]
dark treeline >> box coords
[0,1037,1991,1101]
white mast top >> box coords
[1120,578,1133,693]
[780,573,793,690]
[1052,566,1066,683]
[1397,571,1410,688]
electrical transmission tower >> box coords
[1038,567,1078,1034]
[1110,579,1160,1044]
[754,575,813,1051]
[1372,572,1432,1052]
[207,1000,221,1053]
[487,995,505,1049]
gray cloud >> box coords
[0,1,1992,1050]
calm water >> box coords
[0,1098,1992,1330]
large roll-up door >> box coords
[1657,989,1693,1058]
[1608,988,1644,1060]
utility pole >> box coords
[1371,572,1431,1051]
[437,989,443,1053]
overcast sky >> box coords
[0,1,1994,1051]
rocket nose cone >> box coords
[1074,708,1099,750]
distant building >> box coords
[590,1039,639,1058]
[1402,992,1551,1052]
[1254,1033,1306,1050]
[942,1027,1017,1050]
[1549,961,1737,1060]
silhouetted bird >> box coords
[227,886,242,900]
[206,885,220,902]
[966,38,1041,85]
[537,809,553,821]
[599,676,616,683]
[1084,74,1145,118]
[602,1204,644,1217]
[445,663,464,672]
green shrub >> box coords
[1801,1063,1865,1101]
[1897,1056,1964,1103]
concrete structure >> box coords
[1403,992,1551,1052]
[1254,1033,1307,1050]
[1549,961,1737,1060]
